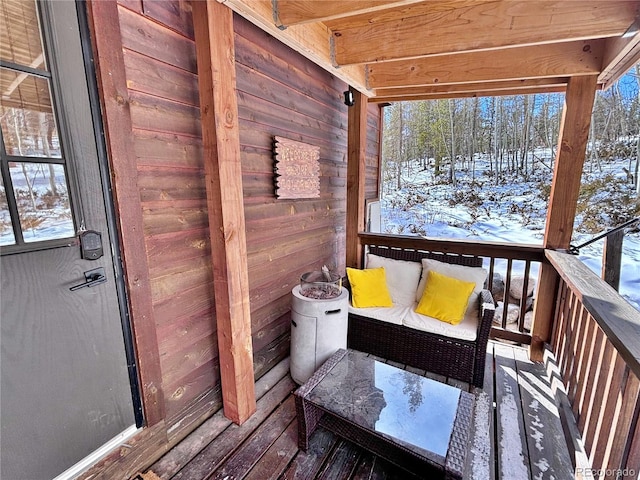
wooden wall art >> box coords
[274,136,320,199]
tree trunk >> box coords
[448,99,456,186]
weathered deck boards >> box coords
[141,342,577,480]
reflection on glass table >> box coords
[297,349,475,479]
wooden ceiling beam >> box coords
[216,0,371,95]
[372,77,570,98]
[599,31,640,89]
[367,40,604,89]
[331,0,638,66]
[371,86,568,103]
[273,0,424,27]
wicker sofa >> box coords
[346,244,495,388]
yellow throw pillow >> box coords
[415,270,475,325]
[346,267,393,308]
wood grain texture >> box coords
[163,358,222,422]
[546,249,640,378]
[246,423,312,478]
[600,31,640,89]
[193,0,256,425]
[123,49,199,106]
[373,78,571,98]
[235,12,382,371]
[275,0,424,27]
[544,75,598,249]
[332,1,635,65]
[547,256,640,477]
[153,358,291,477]
[142,0,194,39]
[607,371,640,475]
[164,386,223,444]
[212,396,297,479]
[531,74,599,360]
[86,0,165,426]
[367,41,604,89]
[77,422,168,480]
[345,89,368,268]
[494,343,531,480]
[170,375,296,480]
[133,128,203,170]
[602,230,624,289]
[129,91,201,138]
[117,0,142,14]
[513,347,574,479]
[119,4,196,73]
[234,22,346,108]
[220,0,370,93]
[141,348,583,480]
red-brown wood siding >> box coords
[108,0,380,431]
[116,0,216,424]
[235,15,380,377]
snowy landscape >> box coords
[379,150,640,311]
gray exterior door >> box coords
[1,1,137,478]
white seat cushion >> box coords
[349,302,478,341]
[348,304,409,325]
[403,303,478,341]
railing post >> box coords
[602,229,624,290]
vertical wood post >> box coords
[603,230,624,290]
[530,75,598,361]
[86,0,165,426]
[346,88,368,269]
[192,0,256,424]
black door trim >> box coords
[75,0,144,428]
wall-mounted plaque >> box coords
[274,136,320,199]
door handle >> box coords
[70,267,106,291]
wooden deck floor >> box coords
[140,342,578,480]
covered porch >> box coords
[29,0,640,478]
[98,234,640,480]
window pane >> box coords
[0,69,60,158]
[10,162,74,242]
[0,0,45,69]
[0,174,15,246]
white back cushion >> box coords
[366,253,422,307]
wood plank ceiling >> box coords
[218,0,640,101]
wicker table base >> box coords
[294,349,475,480]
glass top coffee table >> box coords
[294,349,474,479]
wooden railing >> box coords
[547,250,640,479]
[357,232,545,344]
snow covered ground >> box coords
[380,152,640,311]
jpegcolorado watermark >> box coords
[576,468,636,479]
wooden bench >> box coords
[347,244,495,388]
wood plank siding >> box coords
[235,13,381,376]
[117,1,214,426]
[83,1,381,474]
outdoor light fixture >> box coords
[343,90,354,107]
